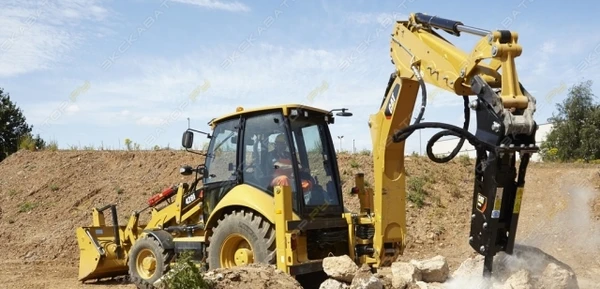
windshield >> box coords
[290,117,341,207]
[204,118,239,184]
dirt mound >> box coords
[0,149,599,288]
[203,263,303,289]
[0,149,476,269]
[0,150,198,263]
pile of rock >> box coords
[203,263,303,289]
[320,255,449,289]
[446,244,579,289]
[319,244,579,289]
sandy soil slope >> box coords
[0,150,597,288]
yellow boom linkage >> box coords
[368,12,539,275]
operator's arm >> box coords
[367,12,538,275]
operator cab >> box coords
[181,105,352,219]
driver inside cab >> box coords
[269,134,313,195]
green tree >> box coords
[540,80,600,162]
[1,88,34,161]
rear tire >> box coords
[128,235,172,289]
[207,210,276,269]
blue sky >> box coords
[2,0,599,153]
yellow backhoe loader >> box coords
[76,12,539,288]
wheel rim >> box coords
[136,248,157,280]
[220,233,254,267]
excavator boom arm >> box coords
[391,13,529,111]
[368,13,539,276]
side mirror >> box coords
[336,109,353,117]
[330,108,353,117]
[182,131,194,148]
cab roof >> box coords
[208,103,331,126]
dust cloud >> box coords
[520,181,600,263]
[445,181,599,288]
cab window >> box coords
[204,118,239,184]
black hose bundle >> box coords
[390,75,493,163]
[425,95,470,163]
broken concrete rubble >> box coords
[409,255,449,283]
[538,262,578,289]
[320,245,578,289]
[349,264,383,289]
[501,269,532,289]
[322,255,360,283]
[321,255,448,289]
[320,278,350,289]
[391,261,422,288]
[446,244,579,289]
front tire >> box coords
[207,210,276,269]
[128,236,172,289]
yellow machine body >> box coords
[76,184,205,282]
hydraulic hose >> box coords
[412,66,427,126]
[385,66,476,163]
[397,66,472,163]
[392,121,494,152]
[425,95,470,163]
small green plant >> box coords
[8,189,18,196]
[47,140,59,151]
[124,138,132,150]
[49,184,59,191]
[407,176,429,208]
[18,135,36,151]
[350,159,360,168]
[116,187,124,194]
[162,251,212,289]
[540,147,559,162]
[19,201,37,213]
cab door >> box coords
[239,110,302,213]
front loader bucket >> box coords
[76,226,129,282]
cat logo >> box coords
[384,84,400,119]
[476,193,487,213]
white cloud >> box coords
[66,104,80,114]
[532,40,557,76]
[171,0,250,12]
[26,41,401,149]
[136,116,165,126]
[345,12,408,26]
[0,0,111,77]
[20,8,600,153]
